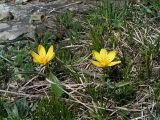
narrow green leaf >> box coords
[115,81,131,88]
[49,73,63,98]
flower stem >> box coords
[102,68,109,81]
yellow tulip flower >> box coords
[91,48,121,67]
[31,45,55,65]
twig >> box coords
[19,75,38,91]
[0,89,39,98]
[46,78,94,111]
[49,1,82,13]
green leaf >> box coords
[115,81,131,88]
[49,73,63,98]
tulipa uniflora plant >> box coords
[91,48,121,67]
[31,45,55,65]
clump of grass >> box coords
[0,97,74,120]
[0,98,32,119]
[112,83,136,106]
[31,97,75,120]
[0,58,11,88]
[0,98,7,119]
[55,11,82,43]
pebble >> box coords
[29,12,45,24]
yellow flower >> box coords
[31,45,55,65]
[91,48,121,67]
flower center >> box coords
[100,59,108,65]
[40,56,48,64]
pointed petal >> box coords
[33,58,40,63]
[106,50,117,63]
[38,45,46,57]
[31,51,41,64]
[107,61,121,67]
[91,60,104,67]
[92,50,102,62]
[100,48,107,60]
[46,45,55,62]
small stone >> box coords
[68,7,78,12]
[29,12,45,24]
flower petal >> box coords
[92,50,102,62]
[91,60,104,67]
[107,61,121,67]
[46,45,55,62]
[38,45,46,57]
[31,51,41,64]
[106,50,117,63]
[100,48,107,60]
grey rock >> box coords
[0,23,10,31]
[0,0,95,41]
[15,0,28,4]
[0,4,10,12]
[0,4,14,21]
[0,24,30,40]
[0,31,17,40]
[0,11,14,21]
[53,0,67,4]
[68,6,78,12]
